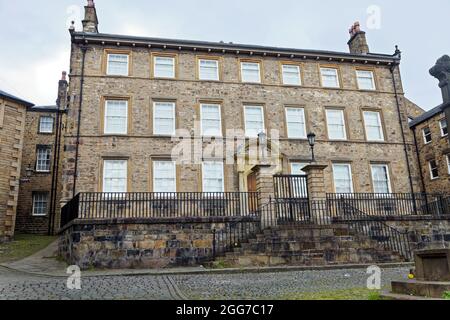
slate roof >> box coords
[409,103,449,127]
[0,90,34,107]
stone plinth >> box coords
[415,249,450,282]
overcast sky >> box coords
[0,0,449,110]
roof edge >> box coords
[0,90,35,108]
[72,32,400,65]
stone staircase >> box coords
[220,224,406,267]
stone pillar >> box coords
[303,164,328,225]
[430,55,450,145]
[253,165,277,227]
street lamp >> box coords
[307,132,316,163]
[25,164,34,177]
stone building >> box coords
[15,74,68,235]
[410,55,450,194]
[0,90,34,242]
[61,1,424,206]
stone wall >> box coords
[412,111,450,194]
[0,97,27,242]
[59,217,230,270]
[61,43,422,202]
[15,109,62,234]
[386,217,450,251]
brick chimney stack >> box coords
[347,22,370,54]
[82,0,99,33]
[57,71,69,111]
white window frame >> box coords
[447,155,450,175]
[36,146,51,172]
[153,161,177,193]
[106,53,129,76]
[440,119,448,137]
[290,163,308,175]
[332,163,354,194]
[326,109,347,140]
[202,161,225,193]
[200,103,222,137]
[240,61,261,83]
[39,116,54,134]
[153,55,176,79]
[285,107,307,139]
[32,192,49,217]
[102,160,128,193]
[423,127,432,144]
[370,164,392,194]
[153,102,176,136]
[320,67,340,88]
[363,110,385,142]
[429,160,439,180]
[282,64,302,86]
[244,105,265,138]
[356,70,376,90]
[198,59,220,81]
[104,100,128,135]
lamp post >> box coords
[25,164,34,178]
[307,132,316,163]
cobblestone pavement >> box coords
[0,266,409,300]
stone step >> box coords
[391,280,450,299]
[380,292,444,301]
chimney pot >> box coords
[61,71,67,81]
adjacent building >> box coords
[14,74,68,235]
[0,90,34,242]
[61,1,424,206]
[410,55,450,194]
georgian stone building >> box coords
[410,55,450,194]
[0,91,34,242]
[61,1,424,206]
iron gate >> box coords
[273,175,310,223]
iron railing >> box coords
[311,199,412,261]
[274,174,309,200]
[326,193,450,217]
[60,192,260,228]
[213,218,261,259]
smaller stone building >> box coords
[0,90,34,242]
[15,74,68,235]
[410,55,450,194]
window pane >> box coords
[153,161,176,193]
[154,56,175,78]
[203,162,224,192]
[333,164,353,193]
[39,117,54,133]
[326,109,346,140]
[371,165,391,193]
[103,160,127,193]
[282,65,301,85]
[33,193,49,216]
[286,108,306,138]
[107,54,129,76]
[440,119,448,136]
[291,163,308,175]
[201,104,221,136]
[364,111,384,141]
[321,68,339,88]
[423,127,432,143]
[356,70,375,90]
[199,59,219,80]
[36,147,51,172]
[244,106,264,137]
[429,160,439,179]
[241,62,261,83]
[105,100,127,134]
[154,102,175,135]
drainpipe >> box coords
[412,127,427,194]
[48,103,64,235]
[389,64,417,213]
[72,45,88,198]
